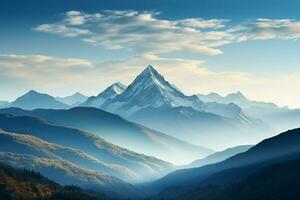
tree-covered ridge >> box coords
[0,163,108,200]
[178,156,300,200]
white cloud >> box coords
[0,54,94,85]
[33,10,300,57]
[176,18,228,29]
[33,10,229,55]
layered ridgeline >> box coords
[0,113,174,185]
[151,128,300,199]
[197,92,300,133]
[85,65,271,149]
[0,107,213,164]
[0,130,136,182]
[0,152,140,199]
[56,92,89,106]
[197,91,279,113]
[187,145,253,168]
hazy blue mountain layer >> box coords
[10,90,69,110]
[0,107,213,164]
[56,92,89,106]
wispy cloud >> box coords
[33,10,300,57]
[34,24,91,37]
[230,18,300,41]
[34,10,229,55]
[0,54,94,86]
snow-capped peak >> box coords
[99,82,127,98]
[80,82,127,108]
[140,65,158,77]
[101,65,203,114]
[120,65,182,99]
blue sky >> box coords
[1,0,300,107]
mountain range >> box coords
[94,65,273,149]
[2,66,299,149]
[1,65,299,150]
[197,91,279,111]
[0,66,284,150]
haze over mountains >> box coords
[0,107,213,164]
[96,66,275,149]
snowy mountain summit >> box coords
[100,82,127,99]
[101,65,203,115]
[80,82,126,108]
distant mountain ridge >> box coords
[10,90,69,110]
[56,92,88,106]
[197,91,278,110]
[188,145,253,168]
